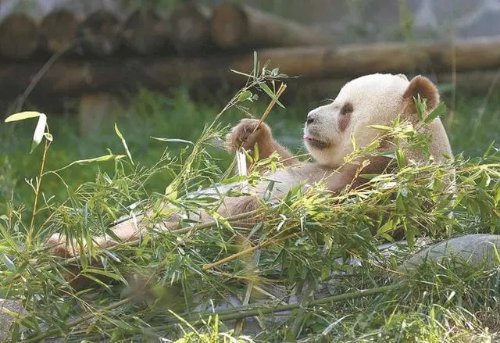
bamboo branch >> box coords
[202,233,295,271]
[31,283,399,341]
[22,297,133,343]
[253,82,287,133]
[158,284,400,328]
[46,208,265,267]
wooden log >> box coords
[0,13,39,59]
[78,10,122,56]
[170,1,213,55]
[122,9,171,55]
[211,3,331,50]
[435,70,500,94]
[2,37,500,98]
[228,38,500,79]
[40,9,81,53]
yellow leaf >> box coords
[4,111,42,122]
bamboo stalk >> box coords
[253,82,287,133]
[28,283,399,341]
[202,233,295,271]
[159,284,400,327]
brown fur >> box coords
[225,118,298,166]
[402,76,440,118]
[338,102,353,132]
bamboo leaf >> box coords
[1,253,16,271]
[424,102,446,124]
[369,124,392,131]
[230,69,253,78]
[115,123,134,165]
[44,132,53,142]
[30,113,47,153]
[46,154,125,174]
[151,137,194,145]
[82,267,126,282]
[414,95,426,121]
[0,222,19,251]
[238,90,253,103]
[4,111,42,122]
[259,83,285,108]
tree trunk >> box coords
[77,10,122,56]
[0,13,40,59]
[170,1,213,55]
[40,9,81,54]
[122,9,171,55]
[211,3,332,50]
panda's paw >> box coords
[225,118,273,153]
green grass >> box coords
[0,80,498,342]
[0,87,306,215]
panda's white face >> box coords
[303,73,410,167]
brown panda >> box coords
[47,73,453,256]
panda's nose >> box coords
[306,112,317,125]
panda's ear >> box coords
[403,75,440,113]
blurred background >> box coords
[0,0,499,206]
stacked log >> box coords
[0,2,333,59]
[0,2,500,101]
[2,37,500,97]
[122,9,171,55]
[170,1,213,55]
[77,10,122,56]
[40,9,81,53]
[211,3,332,50]
[0,13,39,59]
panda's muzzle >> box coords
[304,134,330,150]
[304,109,330,149]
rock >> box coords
[401,234,500,272]
[0,299,26,342]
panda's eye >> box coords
[340,102,353,116]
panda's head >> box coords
[303,73,440,167]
